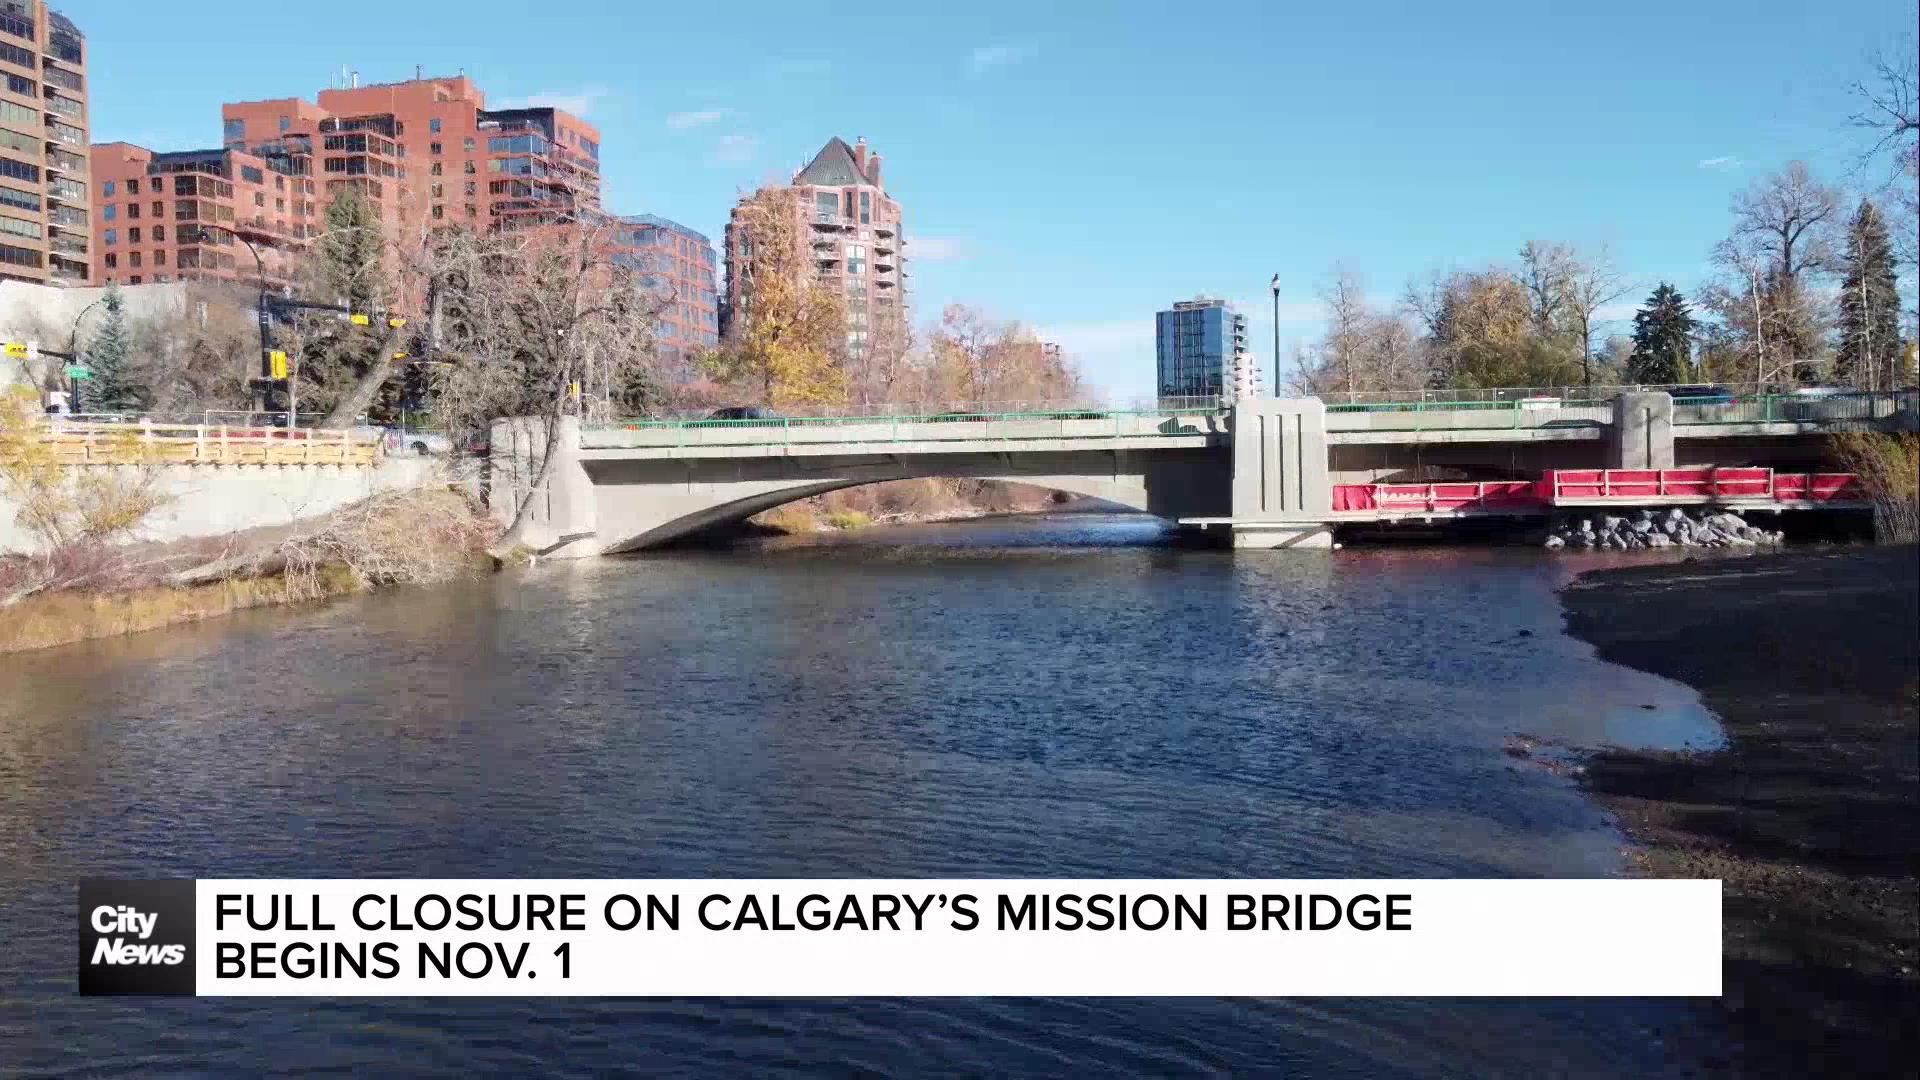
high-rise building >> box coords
[0,1,88,286]
[90,142,311,286]
[1155,297,1247,399]
[612,214,718,377]
[90,74,605,289]
[722,136,905,364]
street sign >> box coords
[66,365,92,380]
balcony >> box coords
[51,234,86,257]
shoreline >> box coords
[1559,546,1919,1075]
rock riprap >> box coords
[1543,507,1784,550]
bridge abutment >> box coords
[490,415,600,557]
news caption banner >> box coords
[79,879,1720,997]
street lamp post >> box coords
[1269,274,1281,398]
[63,294,109,415]
[196,223,284,424]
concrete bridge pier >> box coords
[1612,391,1675,469]
[1228,398,1334,549]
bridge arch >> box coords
[578,451,1223,553]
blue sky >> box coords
[76,0,1916,398]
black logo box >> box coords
[78,879,197,996]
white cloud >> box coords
[968,42,1038,75]
[911,235,968,261]
[1697,155,1741,170]
[667,108,727,130]
[1593,301,1640,325]
[709,134,758,164]
[499,86,609,117]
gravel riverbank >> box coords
[1560,547,1919,1076]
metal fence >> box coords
[1672,391,1916,426]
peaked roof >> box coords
[794,137,877,188]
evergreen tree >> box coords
[82,285,145,415]
[316,184,387,311]
[1627,283,1695,384]
[1836,198,1903,389]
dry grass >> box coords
[0,488,495,655]
[0,569,362,654]
[1834,431,1920,542]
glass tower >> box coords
[1155,297,1246,398]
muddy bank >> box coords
[1560,547,1919,1076]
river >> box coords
[0,512,1728,1075]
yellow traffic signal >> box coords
[388,317,407,329]
[3,342,26,359]
[269,350,289,379]
[349,313,372,326]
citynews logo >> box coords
[78,880,196,996]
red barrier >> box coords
[1774,473,1862,502]
[1548,468,1776,501]
[1335,481,1549,513]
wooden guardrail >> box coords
[6,422,383,467]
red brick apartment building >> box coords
[723,137,905,364]
[0,1,89,286]
[90,74,603,289]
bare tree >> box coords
[1318,266,1372,398]
[1850,39,1920,265]
[1727,162,1842,375]
[426,225,665,548]
[1561,245,1633,386]
[1517,240,1574,338]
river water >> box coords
[0,512,1726,1075]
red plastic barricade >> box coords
[1774,474,1861,502]
[1332,485,1377,511]
[1337,481,1550,513]
[1546,468,1777,502]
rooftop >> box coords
[793,137,880,188]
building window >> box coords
[102,205,115,221]
[127,203,140,220]
[432,205,444,220]
[814,191,838,222]
[128,227,140,243]
[153,225,164,241]
[860,191,870,224]
[241,165,264,184]
[103,228,116,244]
[154,250,166,266]
[128,178,142,195]
[462,137,475,152]
[104,253,116,268]
[102,180,116,198]
[153,202,164,217]
[430,142,442,156]
[279,116,291,132]
[223,118,244,144]
[429,118,441,134]
[255,193,265,206]
[129,252,142,268]
[463,161,476,175]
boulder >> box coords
[1646,532,1672,548]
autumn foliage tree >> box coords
[702,189,848,409]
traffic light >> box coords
[3,341,32,360]
[349,313,372,326]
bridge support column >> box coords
[1612,392,1675,470]
[489,415,599,557]
[1229,398,1333,549]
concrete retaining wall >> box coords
[0,456,441,555]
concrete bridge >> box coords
[491,391,1915,554]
